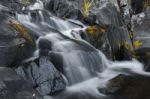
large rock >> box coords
[99,74,150,99]
[0,67,42,99]
[132,9,150,49]
[0,0,22,11]
[86,3,133,60]
[44,0,84,20]
[95,3,123,27]
[49,51,105,85]
[129,0,150,14]
[16,56,66,95]
[135,48,150,71]
[132,8,150,69]
[107,26,133,60]
[0,14,35,67]
[0,0,36,10]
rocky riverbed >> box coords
[0,0,150,99]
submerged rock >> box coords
[0,67,42,99]
[49,51,105,85]
[16,56,66,95]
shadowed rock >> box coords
[16,56,66,95]
[99,74,150,99]
[0,13,35,67]
[0,67,42,99]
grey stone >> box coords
[16,56,66,95]
[0,67,42,99]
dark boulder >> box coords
[130,0,143,14]
[0,0,36,10]
[16,56,66,95]
[132,8,150,68]
[130,0,150,14]
[99,74,150,99]
[107,26,133,60]
[132,8,150,49]
[0,67,42,99]
[0,0,23,11]
[0,14,35,67]
[95,3,124,27]
[135,48,150,71]
[49,52,64,73]
[86,3,133,60]
[44,0,84,21]
[39,38,52,56]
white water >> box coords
[16,1,150,98]
[37,19,150,98]
[28,0,44,10]
[44,59,149,99]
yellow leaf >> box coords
[86,26,97,36]
[133,40,143,49]
[99,27,107,33]
[121,40,134,52]
[84,0,92,18]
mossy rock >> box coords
[99,74,150,99]
[0,14,35,67]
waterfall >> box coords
[13,1,150,99]
[16,9,106,85]
[27,0,44,10]
[44,59,150,99]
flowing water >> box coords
[15,1,150,99]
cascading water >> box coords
[14,1,150,99]
[27,0,44,10]
[17,10,106,84]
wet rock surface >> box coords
[107,26,133,60]
[0,67,42,99]
[132,8,150,70]
[99,74,150,99]
[95,3,123,27]
[132,9,150,49]
[0,0,36,9]
[135,48,150,71]
[49,51,105,85]
[86,3,133,60]
[0,0,150,99]
[44,0,84,20]
[0,13,35,66]
[16,56,66,95]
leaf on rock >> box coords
[8,20,33,43]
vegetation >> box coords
[133,40,143,49]
[8,20,33,43]
[84,0,94,18]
